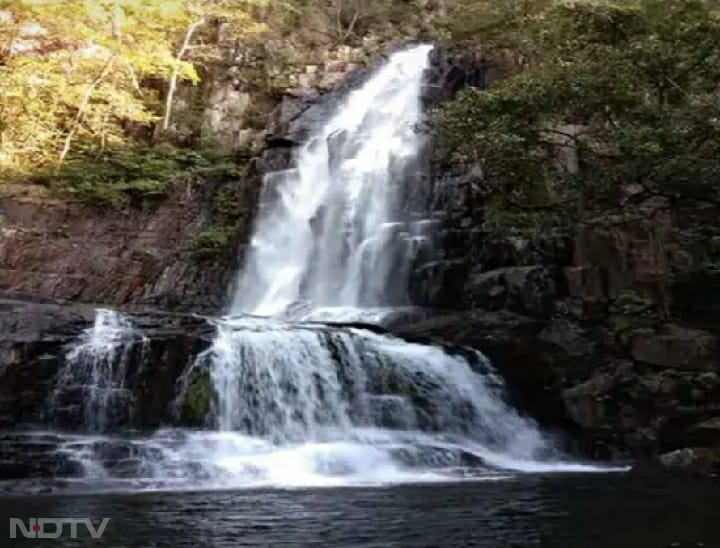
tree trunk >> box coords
[160,18,204,136]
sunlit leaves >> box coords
[0,0,265,174]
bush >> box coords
[31,144,241,207]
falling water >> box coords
[232,45,435,317]
[0,47,625,496]
[191,318,558,466]
[173,44,617,487]
[51,309,144,433]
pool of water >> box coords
[1,473,718,547]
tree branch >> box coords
[161,17,204,134]
[58,55,115,166]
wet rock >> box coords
[409,259,468,307]
[658,447,720,474]
[424,47,496,106]
[0,298,90,427]
[256,147,294,173]
[390,310,583,433]
[177,366,214,427]
[0,298,215,430]
[563,374,616,429]
[539,320,599,359]
[0,432,84,480]
[564,266,608,300]
[464,266,558,316]
[480,235,573,271]
[689,417,720,446]
[265,65,368,146]
[631,324,719,371]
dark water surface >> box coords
[0,474,718,547]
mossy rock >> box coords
[179,367,214,426]
[658,446,720,475]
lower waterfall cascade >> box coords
[0,45,627,496]
[1,312,619,495]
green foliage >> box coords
[189,153,253,261]
[0,0,266,173]
[611,290,655,317]
[35,144,239,207]
[431,0,720,238]
[609,289,662,342]
[190,225,238,260]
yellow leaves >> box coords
[1,0,267,172]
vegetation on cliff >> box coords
[0,0,276,210]
[0,0,435,202]
[431,0,720,327]
[0,1,267,166]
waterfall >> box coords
[192,319,554,463]
[0,46,622,497]
[232,45,434,317]
[51,309,145,433]
[163,44,612,489]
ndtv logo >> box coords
[10,518,110,539]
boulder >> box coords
[563,373,617,429]
[631,324,719,371]
[658,447,720,474]
[463,266,558,316]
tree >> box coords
[0,0,266,173]
[430,0,720,318]
[431,0,720,228]
[160,0,268,135]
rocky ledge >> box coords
[391,308,720,475]
[2,294,719,475]
[0,296,215,430]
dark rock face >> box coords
[0,175,256,314]
[0,298,90,428]
[630,325,718,371]
[424,48,496,106]
[265,64,369,147]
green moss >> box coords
[190,225,238,261]
[180,367,214,426]
[697,372,720,388]
[609,290,663,344]
[188,163,253,262]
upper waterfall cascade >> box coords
[232,45,435,318]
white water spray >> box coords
[232,45,434,317]
[52,309,144,433]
